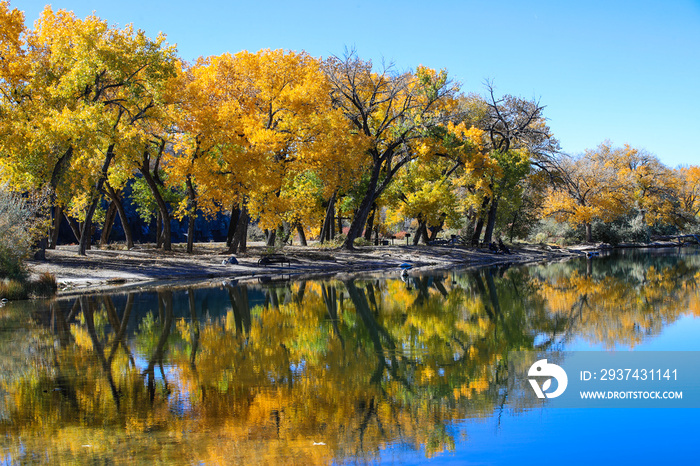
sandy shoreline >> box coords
[26,242,582,296]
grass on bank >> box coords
[0,272,57,301]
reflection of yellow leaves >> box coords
[453,376,489,400]
[419,366,436,382]
[532,260,698,348]
[468,377,489,393]
[70,325,93,350]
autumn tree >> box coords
[166,58,231,253]
[383,122,486,243]
[323,52,457,249]
[544,143,630,242]
[614,147,682,227]
[0,1,27,101]
[468,84,559,245]
[171,49,366,252]
[676,166,700,226]
[544,142,690,242]
[0,6,177,255]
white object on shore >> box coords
[221,256,238,265]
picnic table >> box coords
[428,235,469,246]
[258,254,291,266]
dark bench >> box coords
[258,254,291,266]
[428,235,468,247]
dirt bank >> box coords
[26,242,582,296]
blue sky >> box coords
[16,0,700,167]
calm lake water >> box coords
[1,248,699,464]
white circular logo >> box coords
[528,359,568,399]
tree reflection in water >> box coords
[0,250,698,463]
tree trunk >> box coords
[471,196,489,247]
[100,201,117,247]
[364,204,376,241]
[79,145,115,256]
[330,203,336,239]
[342,164,381,250]
[483,197,500,246]
[104,182,134,249]
[77,211,92,253]
[428,215,445,241]
[509,210,518,243]
[227,204,240,247]
[279,222,291,245]
[585,222,592,243]
[472,217,484,247]
[49,205,61,249]
[418,222,429,244]
[78,204,97,255]
[187,207,196,253]
[240,221,248,251]
[296,223,307,246]
[320,193,336,243]
[228,205,249,254]
[186,175,197,254]
[413,217,425,245]
[140,154,171,251]
[265,229,277,247]
[156,213,163,248]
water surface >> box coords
[1,248,698,464]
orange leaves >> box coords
[544,142,692,233]
[677,165,700,218]
[544,143,629,226]
[169,49,368,230]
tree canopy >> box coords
[0,2,697,256]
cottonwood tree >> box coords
[471,83,559,245]
[167,59,226,253]
[545,142,690,242]
[383,122,487,244]
[614,147,681,227]
[323,52,457,249]
[175,49,366,252]
[676,166,700,224]
[544,143,629,242]
[0,6,177,255]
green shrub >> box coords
[0,185,50,280]
[0,246,26,281]
[528,218,581,246]
[353,237,372,247]
[317,234,346,249]
[534,232,547,244]
[591,221,621,245]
